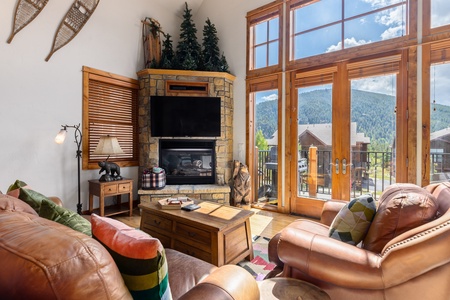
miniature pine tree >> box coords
[175,2,201,70]
[202,18,221,71]
[219,52,230,73]
[160,33,175,69]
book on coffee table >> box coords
[158,197,194,210]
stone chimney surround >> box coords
[136,69,235,205]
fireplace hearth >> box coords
[159,139,215,184]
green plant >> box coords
[175,2,202,70]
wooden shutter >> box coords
[82,66,139,169]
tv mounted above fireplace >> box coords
[150,96,221,137]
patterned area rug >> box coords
[238,236,277,281]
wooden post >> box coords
[308,146,318,197]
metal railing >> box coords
[257,149,396,201]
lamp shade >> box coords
[92,136,125,155]
[54,129,67,144]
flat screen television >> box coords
[150,96,221,137]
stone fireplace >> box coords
[137,69,235,205]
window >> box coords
[82,66,139,170]
[289,0,408,60]
[431,0,450,28]
[247,1,283,72]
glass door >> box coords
[350,74,397,200]
[252,89,280,209]
[291,55,404,217]
[429,63,450,183]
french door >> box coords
[290,53,407,218]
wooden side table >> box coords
[88,179,133,217]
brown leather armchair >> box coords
[268,183,450,300]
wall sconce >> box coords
[92,135,124,182]
[55,124,82,215]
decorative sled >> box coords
[45,0,100,61]
[7,0,49,43]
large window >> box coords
[246,1,450,215]
[289,0,408,60]
[82,66,139,170]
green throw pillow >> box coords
[329,194,377,245]
[17,187,51,214]
[91,214,172,300]
[39,199,92,236]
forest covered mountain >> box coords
[256,89,450,150]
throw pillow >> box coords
[6,179,28,199]
[91,214,172,300]
[329,194,377,245]
[363,183,438,253]
[7,182,51,214]
[39,199,92,236]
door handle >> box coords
[335,158,340,174]
[342,159,352,175]
[342,159,347,174]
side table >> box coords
[258,278,330,300]
[88,179,133,217]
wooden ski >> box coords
[45,0,100,61]
[7,0,49,43]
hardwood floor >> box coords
[112,206,311,239]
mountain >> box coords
[255,89,450,149]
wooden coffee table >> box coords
[139,200,254,267]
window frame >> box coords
[82,66,139,170]
[247,1,284,77]
[286,0,415,70]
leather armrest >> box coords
[268,232,283,267]
[319,200,347,226]
[178,265,260,300]
[278,226,384,289]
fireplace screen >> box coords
[159,140,215,184]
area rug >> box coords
[238,236,277,281]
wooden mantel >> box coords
[137,68,236,82]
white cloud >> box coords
[375,6,404,27]
[381,25,403,40]
[327,37,371,52]
[261,93,278,102]
[352,75,396,96]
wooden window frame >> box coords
[247,1,284,78]
[246,73,285,211]
[82,66,139,170]
[286,0,414,70]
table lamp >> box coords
[92,135,125,182]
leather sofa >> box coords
[0,193,260,300]
[267,183,450,300]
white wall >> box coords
[195,0,273,163]
[0,0,271,211]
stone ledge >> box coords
[138,184,231,206]
[138,184,231,195]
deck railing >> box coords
[257,148,450,201]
